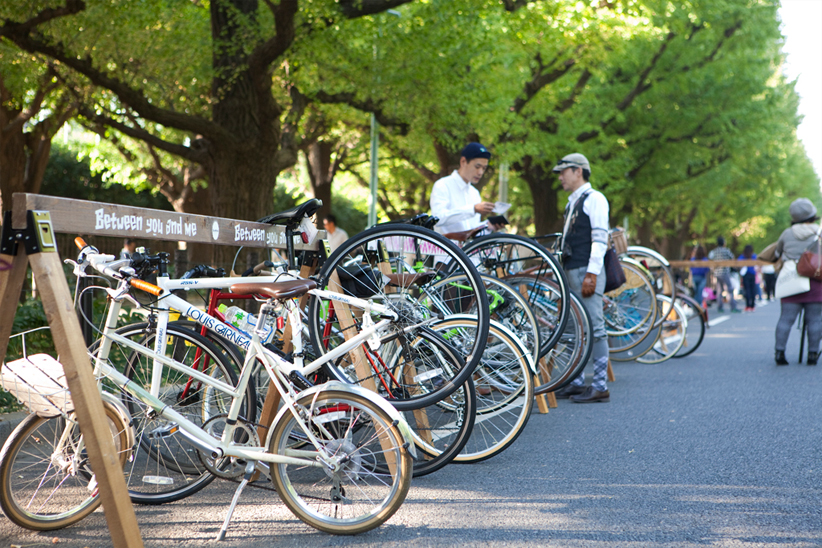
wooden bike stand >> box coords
[512,281,557,413]
[324,269,398,472]
[0,206,143,548]
[252,261,316,478]
[607,359,615,382]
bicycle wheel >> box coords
[637,295,688,363]
[461,233,570,355]
[673,293,707,358]
[606,258,658,352]
[424,274,540,364]
[0,402,130,531]
[269,389,412,534]
[308,223,489,408]
[402,375,476,477]
[89,322,253,504]
[535,291,594,394]
[624,246,675,299]
[425,316,534,463]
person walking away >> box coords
[689,244,710,307]
[323,214,349,252]
[708,236,739,313]
[430,143,502,235]
[120,238,136,260]
[551,153,611,403]
[738,244,758,312]
[774,198,822,366]
[762,263,777,300]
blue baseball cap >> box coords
[460,142,491,161]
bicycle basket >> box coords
[1,354,73,417]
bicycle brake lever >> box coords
[65,258,90,278]
[104,285,142,308]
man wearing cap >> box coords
[430,142,497,235]
[552,153,612,403]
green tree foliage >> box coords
[293,0,819,256]
[0,43,76,211]
[0,0,415,268]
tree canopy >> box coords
[0,0,817,263]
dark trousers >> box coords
[742,274,757,308]
[764,273,777,299]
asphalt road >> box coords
[2,299,821,548]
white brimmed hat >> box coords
[552,153,590,173]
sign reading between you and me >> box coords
[17,193,322,251]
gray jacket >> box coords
[775,223,821,261]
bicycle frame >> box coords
[88,273,413,468]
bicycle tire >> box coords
[637,295,688,363]
[606,259,658,352]
[673,293,707,358]
[460,233,570,356]
[355,327,476,477]
[403,375,476,477]
[89,322,253,504]
[269,389,412,534]
[535,291,594,394]
[0,402,130,531]
[425,274,540,364]
[308,223,489,408]
[609,303,664,362]
[427,316,535,464]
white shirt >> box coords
[430,170,483,234]
[327,227,348,252]
[563,182,610,275]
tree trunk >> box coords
[518,157,563,236]
[205,141,292,270]
[306,141,335,221]
[0,128,28,213]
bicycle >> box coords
[1,238,417,538]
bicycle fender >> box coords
[265,381,417,458]
[101,391,136,455]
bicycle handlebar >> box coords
[130,278,163,296]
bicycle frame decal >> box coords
[178,301,253,351]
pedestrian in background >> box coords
[689,244,710,307]
[323,214,348,252]
[762,262,777,300]
[773,198,822,366]
[708,236,739,313]
[738,244,758,312]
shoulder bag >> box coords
[797,227,822,281]
[775,259,810,299]
[603,246,626,293]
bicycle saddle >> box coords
[229,279,317,301]
[256,199,323,228]
[441,225,486,242]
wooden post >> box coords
[0,206,143,548]
[255,262,315,447]
[326,271,398,472]
[607,359,615,382]
[374,243,434,447]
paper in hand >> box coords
[493,202,511,215]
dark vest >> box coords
[562,191,592,270]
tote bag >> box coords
[774,259,810,299]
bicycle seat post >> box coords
[285,226,296,271]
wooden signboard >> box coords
[18,193,324,249]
